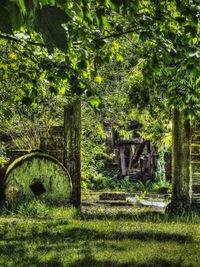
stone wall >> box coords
[2,126,65,165]
[40,126,64,164]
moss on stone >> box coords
[4,152,72,204]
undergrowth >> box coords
[0,199,200,224]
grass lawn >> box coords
[0,204,200,267]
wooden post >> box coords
[64,99,81,207]
[0,167,6,202]
[119,146,126,175]
[167,109,191,211]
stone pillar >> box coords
[64,99,81,207]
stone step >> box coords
[97,200,134,206]
[99,192,126,201]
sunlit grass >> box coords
[0,202,200,267]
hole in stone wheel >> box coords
[30,180,46,196]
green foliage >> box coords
[82,167,170,193]
[7,199,50,217]
[0,199,77,218]
[137,1,200,117]
[0,140,8,166]
[154,148,167,182]
[87,173,120,191]
[0,0,198,117]
[81,104,109,184]
[151,180,171,194]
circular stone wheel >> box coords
[4,152,72,204]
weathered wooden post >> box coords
[0,167,6,202]
[190,125,200,207]
[119,146,126,175]
[167,109,191,211]
[64,98,81,207]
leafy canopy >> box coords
[0,0,199,116]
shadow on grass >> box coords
[79,210,166,221]
[79,209,200,223]
[0,225,193,244]
[0,237,193,267]
[0,247,191,267]
[0,220,195,267]
[67,255,192,267]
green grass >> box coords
[0,203,200,267]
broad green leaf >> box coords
[95,75,103,83]
[0,7,12,33]
[83,7,93,24]
[22,96,32,105]
[24,0,35,12]
[104,0,116,10]
[18,0,26,14]
[185,23,197,36]
[6,2,23,30]
[116,54,124,62]
[9,53,18,60]
[89,96,101,108]
[96,7,106,28]
[49,86,59,94]
[11,0,26,14]
[74,3,84,22]
[35,5,70,52]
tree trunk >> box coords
[167,108,191,212]
[64,99,81,207]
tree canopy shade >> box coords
[0,0,199,112]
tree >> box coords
[107,0,199,210]
[0,0,199,209]
[136,1,199,210]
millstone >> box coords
[4,152,72,204]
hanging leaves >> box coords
[7,2,24,30]
[35,5,70,52]
[0,7,12,33]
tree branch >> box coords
[96,28,141,41]
[0,33,83,47]
[0,28,140,49]
[0,33,46,47]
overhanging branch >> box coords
[97,28,141,41]
[0,28,140,49]
[0,33,46,47]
